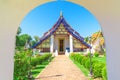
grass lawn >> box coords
[31,61,49,78]
[31,57,54,78]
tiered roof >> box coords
[32,14,91,48]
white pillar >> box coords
[55,50,58,56]
[50,35,54,53]
[65,49,69,56]
[69,35,73,53]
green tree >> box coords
[34,36,40,42]
[19,34,32,46]
[84,36,89,43]
[30,36,40,46]
[16,27,22,47]
[31,40,36,46]
[17,27,22,35]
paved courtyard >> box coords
[35,55,88,80]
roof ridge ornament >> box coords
[60,11,63,18]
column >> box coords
[50,35,54,53]
[69,35,73,53]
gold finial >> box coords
[60,11,63,17]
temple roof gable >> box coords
[32,15,91,48]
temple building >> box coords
[32,13,91,56]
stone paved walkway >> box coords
[35,55,88,80]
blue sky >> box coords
[20,1,101,38]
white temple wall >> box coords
[54,35,69,53]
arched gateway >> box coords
[32,12,91,56]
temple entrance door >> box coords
[59,39,64,54]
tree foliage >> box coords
[16,34,32,47]
[17,27,22,35]
[16,27,32,49]
[16,27,21,47]
[84,36,89,43]
[34,36,40,42]
[14,50,31,80]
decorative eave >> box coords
[32,15,92,49]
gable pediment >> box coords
[54,23,69,35]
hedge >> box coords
[81,57,88,67]
[93,62,105,78]
[94,52,99,57]
[85,59,90,69]
[70,53,107,79]
[31,53,52,67]
[102,66,107,80]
